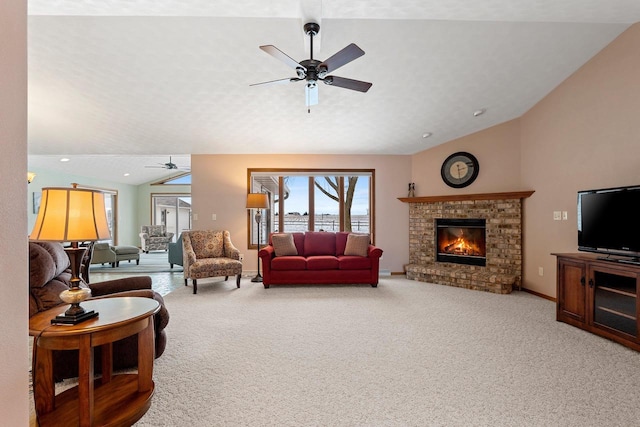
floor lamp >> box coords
[246,193,269,282]
[30,184,111,324]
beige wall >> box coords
[411,119,522,196]
[520,23,640,296]
[0,0,28,423]
[410,23,640,298]
[191,154,412,274]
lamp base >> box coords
[51,309,98,325]
[251,274,263,283]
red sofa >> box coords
[258,231,383,288]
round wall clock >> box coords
[440,151,480,188]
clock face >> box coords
[441,152,479,188]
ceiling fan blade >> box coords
[250,77,299,87]
[323,76,372,93]
[306,84,318,107]
[319,43,365,74]
[259,45,306,72]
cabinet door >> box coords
[557,258,587,323]
[589,265,638,339]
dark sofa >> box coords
[258,231,383,288]
[29,241,169,381]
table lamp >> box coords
[246,193,269,282]
[30,184,111,324]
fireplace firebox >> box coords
[436,218,486,266]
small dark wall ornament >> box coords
[408,183,415,198]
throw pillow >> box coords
[147,225,164,237]
[344,233,370,257]
[271,233,298,256]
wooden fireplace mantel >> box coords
[398,190,534,204]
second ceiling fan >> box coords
[251,22,372,110]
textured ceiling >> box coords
[27,1,640,185]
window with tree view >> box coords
[247,169,374,248]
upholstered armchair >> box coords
[182,230,243,294]
[91,242,117,267]
[29,241,170,381]
[168,233,184,269]
[139,225,174,253]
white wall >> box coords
[0,0,28,423]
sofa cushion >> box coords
[271,256,307,271]
[344,233,370,257]
[306,255,339,270]
[271,233,298,256]
[338,255,372,270]
[303,231,336,256]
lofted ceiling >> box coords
[27,1,640,185]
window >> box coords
[247,169,375,248]
[151,194,192,240]
[75,184,118,244]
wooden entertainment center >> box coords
[554,253,640,351]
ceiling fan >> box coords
[251,22,372,110]
[144,156,190,171]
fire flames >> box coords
[439,233,484,256]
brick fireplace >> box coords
[399,191,534,294]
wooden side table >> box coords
[30,297,160,427]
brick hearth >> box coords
[399,191,534,294]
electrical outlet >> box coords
[538,267,544,276]
[212,213,217,221]
[239,253,244,261]
[562,211,568,220]
[193,213,198,221]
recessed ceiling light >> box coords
[60,157,70,162]
[123,173,130,177]
[473,109,486,117]
[422,132,432,138]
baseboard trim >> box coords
[521,287,555,302]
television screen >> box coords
[578,185,640,258]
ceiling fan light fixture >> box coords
[252,23,372,106]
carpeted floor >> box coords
[132,276,640,426]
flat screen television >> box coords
[578,185,640,262]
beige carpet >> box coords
[133,276,640,426]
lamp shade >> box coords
[246,193,269,209]
[30,187,111,242]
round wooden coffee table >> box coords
[29,297,160,427]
